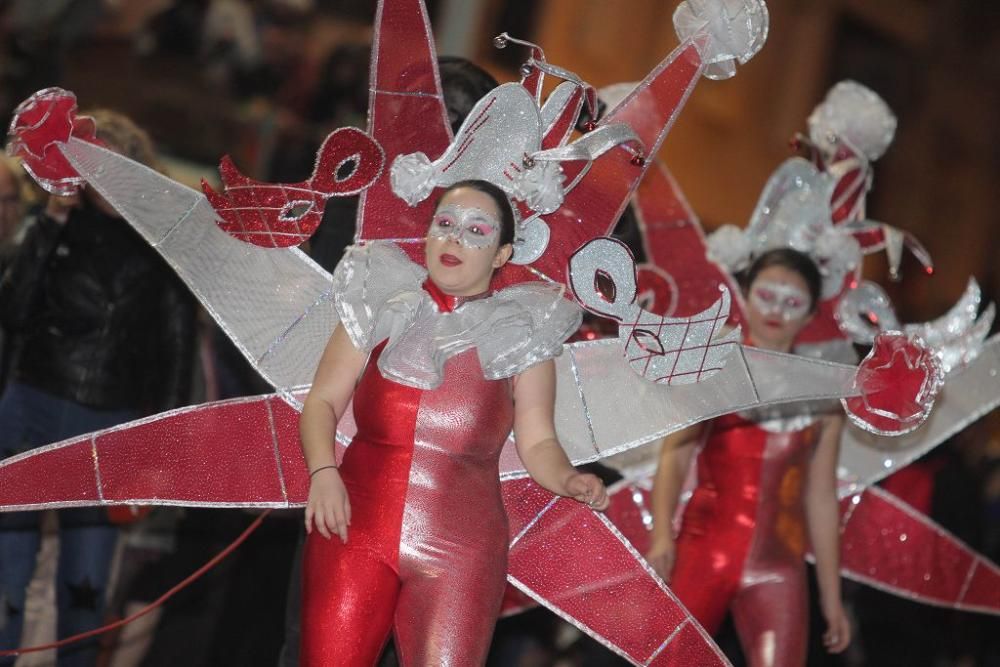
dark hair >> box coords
[743,248,822,312]
[438,56,500,134]
[436,180,516,248]
[84,109,160,171]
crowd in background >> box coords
[0,1,998,666]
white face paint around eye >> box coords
[429,204,501,250]
[749,280,811,322]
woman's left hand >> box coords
[564,472,609,511]
[821,600,851,654]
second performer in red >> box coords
[647,248,851,666]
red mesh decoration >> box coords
[203,127,384,248]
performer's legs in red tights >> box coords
[393,553,507,665]
[301,537,400,667]
[729,563,808,667]
[668,533,740,635]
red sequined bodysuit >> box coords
[301,283,520,666]
[669,410,820,667]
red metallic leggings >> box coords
[299,340,512,666]
[300,533,506,666]
[670,531,808,667]
[301,542,396,665]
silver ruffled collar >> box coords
[332,242,582,389]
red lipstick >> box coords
[440,253,462,267]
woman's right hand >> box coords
[305,467,351,542]
[646,536,676,582]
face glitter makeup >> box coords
[429,205,501,249]
[749,280,811,322]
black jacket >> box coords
[0,204,196,412]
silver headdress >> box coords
[389,81,642,264]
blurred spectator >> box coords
[232,3,313,103]
[201,0,261,89]
[135,0,210,58]
[0,0,107,128]
[309,42,369,129]
[0,110,196,666]
[0,155,28,284]
[0,155,30,391]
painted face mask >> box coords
[429,205,501,250]
[749,280,812,322]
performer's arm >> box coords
[646,424,701,580]
[512,359,609,510]
[300,325,368,542]
[806,413,851,654]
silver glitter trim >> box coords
[256,288,336,367]
[531,124,640,164]
[506,574,645,666]
[568,345,601,457]
[2,500,304,512]
[595,510,729,661]
[739,343,761,403]
[524,264,558,284]
[539,81,583,146]
[157,196,201,248]
[366,0,451,142]
[369,89,441,99]
[957,558,979,606]
[91,434,105,503]
[265,398,290,508]
[643,620,691,666]
[837,569,999,617]
[507,505,730,666]
[838,493,863,533]
[603,42,704,171]
[508,496,560,549]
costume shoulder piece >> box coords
[331,241,428,352]
[332,242,581,389]
[469,282,583,381]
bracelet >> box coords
[309,464,339,478]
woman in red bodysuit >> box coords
[646,248,850,667]
[297,179,609,666]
